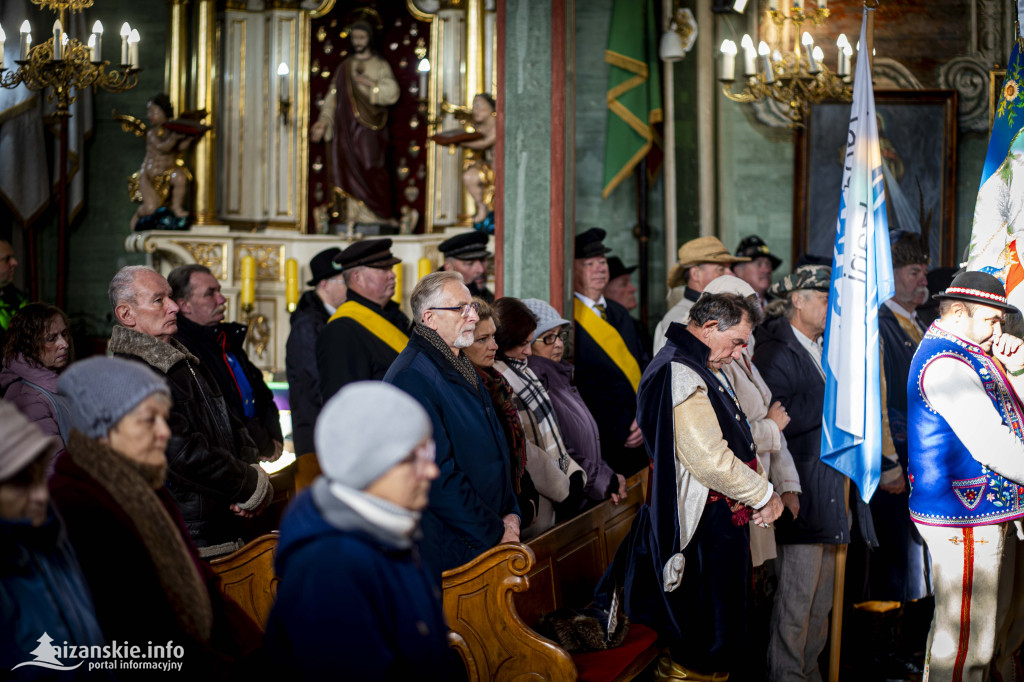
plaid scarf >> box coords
[476,366,527,493]
[413,323,479,392]
[499,358,571,473]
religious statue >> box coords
[310,20,400,228]
[116,94,208,231]
[432,93,497,233]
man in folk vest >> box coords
[572,228,650,476]
[317,239,411,401]
[908,271,1024,681]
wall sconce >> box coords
[277,61,291,125]
[659,5,697,63]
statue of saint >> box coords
[432,93,498,233]
[310,21,400,226]
[117,93,207,231]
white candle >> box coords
[720,40,737,81]
[813,46,824,74]
[87,34,96,62]
[52,20,62,61]
[792,0,802,9]
[758,41,775,84]
[802,32,818,73]
[91,20,102,63]
[417,57,429,98]
[841,45,852,79]
[277,61,290,101]
[120,22,130,65]
[128,29,139,69]
[819,0,827,9]
[768,0,778,10]
[0,25,5,70]
[741,34,756,77]
[19,21,30,62]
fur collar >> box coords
[108,325,198,373]
[66,430,213,643]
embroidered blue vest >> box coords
[907,325,1024,527]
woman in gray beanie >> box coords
[265,381,460,681]
[49,356,261,670]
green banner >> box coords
[602,0,663,200]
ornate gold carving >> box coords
[235,244,286,282]
[171,240,228,279]
[310,0,335,19]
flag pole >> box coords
[827,6,877,681]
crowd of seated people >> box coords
[0,230,972,681]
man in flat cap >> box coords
[906,271,1024,681]
[439,231,493,303]
[753,265,875,681]
[655,236,749,354]
[286,247,346,460]
[732,235,782,312]
[317,239,411,402]
[572,227,650,476]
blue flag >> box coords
[966,38,1024,309]
[819,9,895,503]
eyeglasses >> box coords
[428,302,480,317]
[534,330,570,345]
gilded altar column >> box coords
[165,0,190,116]
[192,0,219,225]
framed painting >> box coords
[792,90,958,268]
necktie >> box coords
[594,303,607,320]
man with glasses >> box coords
[572,228,650,476]
[317,239,411,402]
[384,271,519,580]
[287,247,345,459]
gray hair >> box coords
[411,271,464,322]
[108,265,157,313]
[689,292,759,331]
[167,264,213,302]
[767,289,816,321]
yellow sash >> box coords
[573,298,641,393]
[328,301,408,354]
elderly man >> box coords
[598,292,783,679]
[439,231,493,303]
[0,239,27,347]
[907,272,1024,682]
[383,271,519,580]
[732,235,782,311]
[169,264,283,462]
[106,266,272,557]
[655,236,748,354]
[286,247,344,459]
[754,265,874,681]
[317,239,411,401]
[572,228,650,476]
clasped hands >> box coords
[992,332,1024,373]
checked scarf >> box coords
[499,358,571,474]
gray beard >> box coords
[453,331,474,349]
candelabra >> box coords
[0,0,141,308]
[718,2,852,126]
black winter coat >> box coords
[174,315,282,459]
[753,315,851,546]
[108,326,266,553]
[286,290,330,455]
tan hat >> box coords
[0,401,61,482]
[667,236,749,289]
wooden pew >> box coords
[442,470,661,682]
[210,532,280,631]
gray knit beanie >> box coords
[521,298,571,338]
[58,356,171,439]
[315,382,432,490]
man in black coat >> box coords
[571,228,650,475]
[169,264,283,463]
[316,239,411,402]
[106,266,272,557]
[285,247,346,457]
[754,264,875,681]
